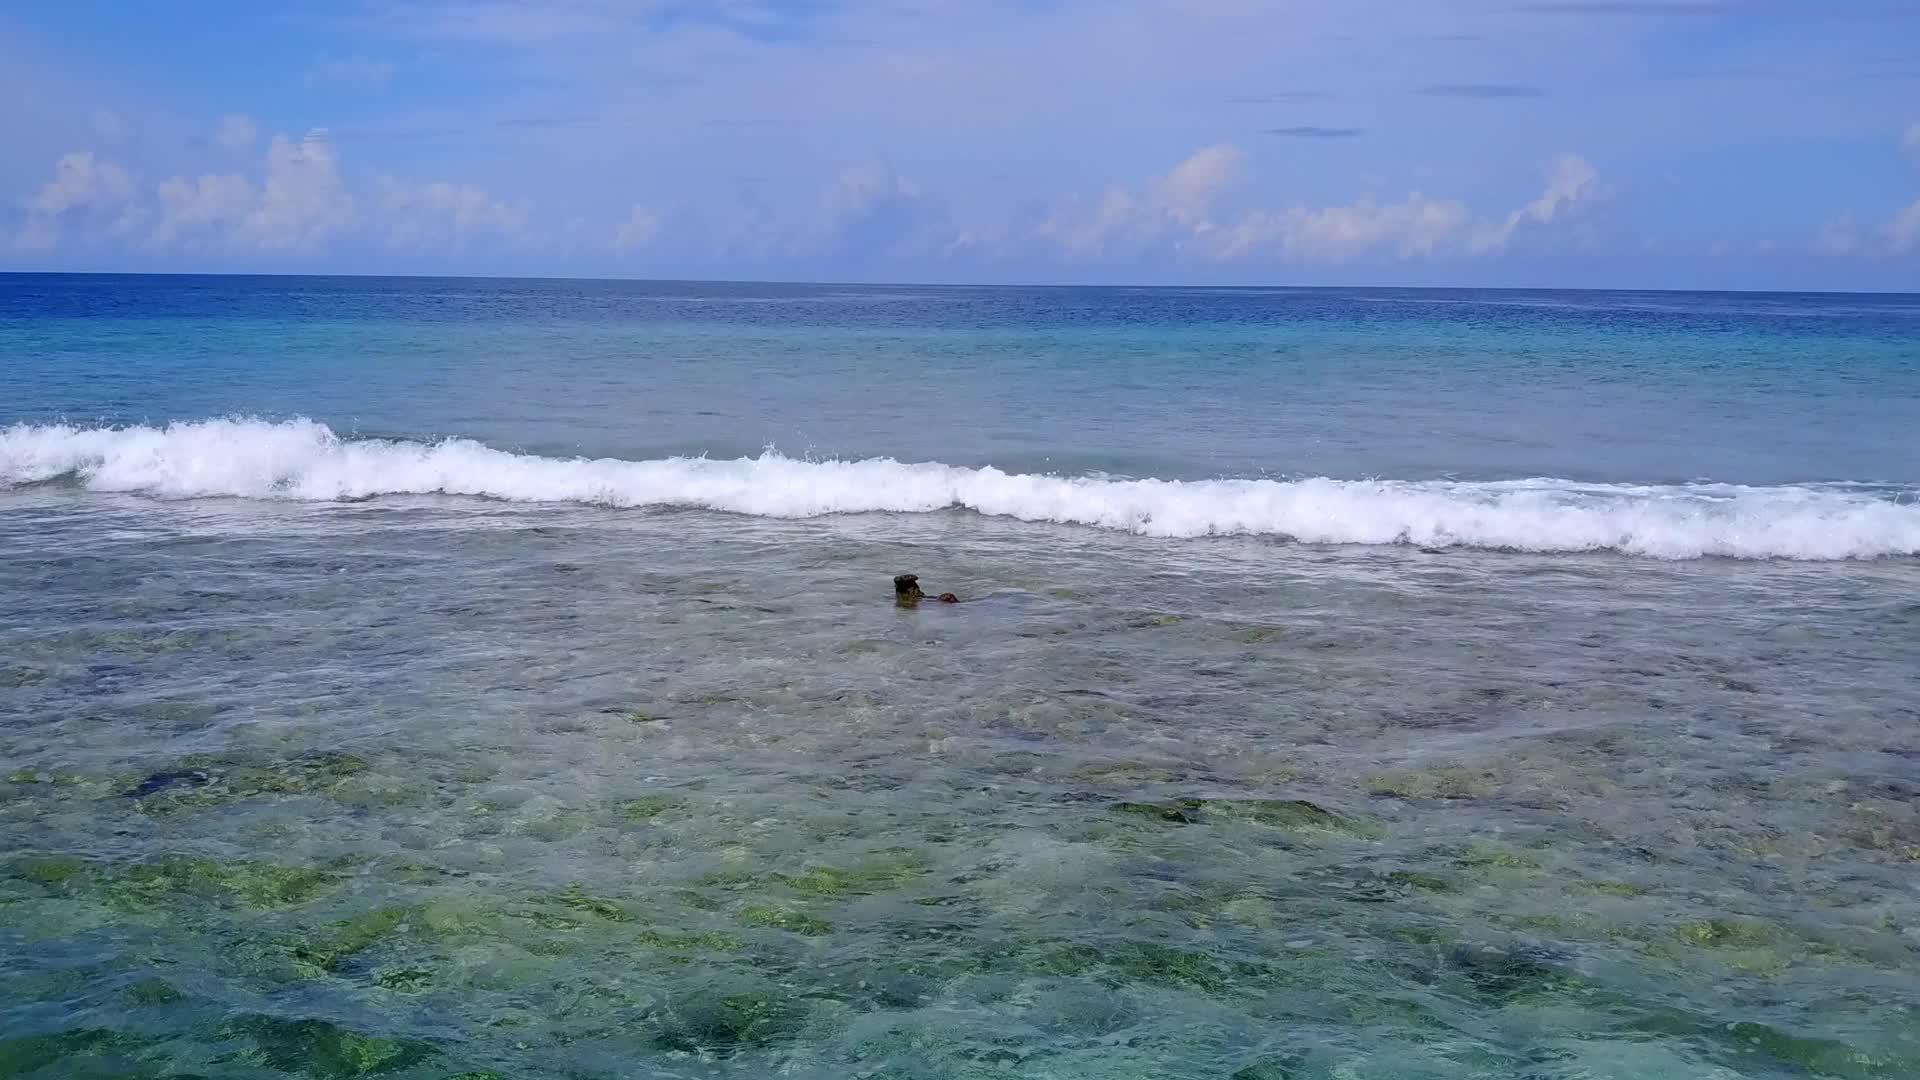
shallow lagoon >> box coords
[4,495,1917,1079]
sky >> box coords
[3,0,1920,289]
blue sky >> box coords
[3,0,1919,288]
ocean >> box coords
[1,274,1917,1079]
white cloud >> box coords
[25,152,133,217]
[10,115,1609,271]
[10,120,584,262]
[216,114,258,151]
[151,172,255,248]
[1035,188,1146,258]
[1217,196,1472,261]
[1805,193,1920,258]
[378,178,528,250]
[250,130,356,249]
[151,130,354,252]
[1811,198,1920,257]
[15,151,136,250]
[1807,119,1920,258]
[1814,191,1920,257]
[612,204,660,253]
[1152,143,1242,228]
[1471,154,1598,253]
[1032,146,1244,259]
[1029,145,1597,264]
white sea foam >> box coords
[4,418,1916,560]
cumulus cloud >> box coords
[1471,154,1598,253]
[1031,145,1597,264]
[1813,198,1920,257]
[152,130,354,252]
[25,152,133,217]
[1814,125,1920,256]
[151,173,255,247]
[216,114,258,151]
[1216,196,1472,260]
[245,130,356,249]
[378,178,527,251]
[1028,146,1240,260]
[9,119,1604,272]
[612,205,660,253]
[1808,110,1920,258]
[1027,189,1126,259]
[12,112,618,262]
[1152,143,1242,228]
[15,151,137,250]
[19,120,565,260]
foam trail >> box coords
[4,419,1917,561]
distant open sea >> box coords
[2,274,1917,1079]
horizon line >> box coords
[2,269,1917,298]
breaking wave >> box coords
[4,418,1916,561]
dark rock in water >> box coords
[1204,799,1355,831]
[122,978,185,1006]
[123,750,373,808]
[218,1014,440,1077]
[1112,800,1205,824]
[894,574,959,606]
[125,770,211,798]
[1107,797,1374,836]
[1384,869,1455,893]
[0,1029,164,1075]
[1446,942,1579,1003]
[0,665,48,688]
[1622,1009,1915,1077]
[652,990,804,1055]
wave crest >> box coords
[3,418,1916,560]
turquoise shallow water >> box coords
[1,276,1918,1079]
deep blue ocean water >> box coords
[2,275,1918,1079]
